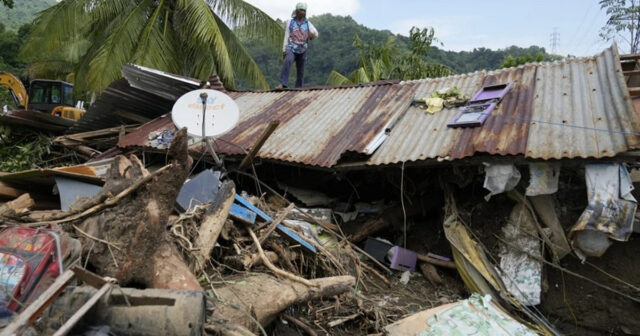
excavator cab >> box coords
[0,73,85,122]
[28,80,75,113]
[28,80,85,121]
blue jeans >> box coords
[279,50,306,88]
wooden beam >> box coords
[0,181,26,198]
[114,109,151,124]
[624,69,640,75]
[629,87,640,96]
[620,54,640,60]
[416,254,457,269]
[237,120,279,171]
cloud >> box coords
[244,0,361,20]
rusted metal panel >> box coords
[117,115,174,148]
[215,83,406,167]
[114,45,640,167]
[367,44,640,165]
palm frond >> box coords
[131,0,180,74]
[20,0,91,59]
[207,0,283,46]
[85,0,154,91]
[176,0,235,87]
[351,67,370,84]
[212,14,268,89]
[327,70,353,86]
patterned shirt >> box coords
[283,18,318,54]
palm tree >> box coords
[20,0,283,92]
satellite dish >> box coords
[171,89,239,137]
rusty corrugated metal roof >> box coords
[115,45,640,168]
[366,44,640,165]
[213,82,416,167]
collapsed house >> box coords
[1,44,640,335]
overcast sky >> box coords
[244,0,613,56]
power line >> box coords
[569,2,598,51]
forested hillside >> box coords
[240,14,558,87]
[0,0,56,30]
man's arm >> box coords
[282,19,290,52]
[308,21,318,40]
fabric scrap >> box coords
[570,163,637,246]
[499,203,542,306]
[526,162,560,196]
[483,163,521,201]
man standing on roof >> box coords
[276,2,318,89]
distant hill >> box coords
[240,14,558,87]
[0,0,56,31]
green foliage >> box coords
[327,26,454,85]
[0,125,52,172]
[600,0,640,53]
[499,52,553,69]
[240,14,559,88]
[21,0,283,93]
[0,0,56,31]
[389,27,455,81]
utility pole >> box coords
[550,27,560,54]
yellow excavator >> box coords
[0,72,85,121]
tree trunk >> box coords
[76,128,200,290]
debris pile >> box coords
[2,49,640,335]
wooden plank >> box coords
[276,224,317,254]
[238,120,280,171]
[529,195,571,259]
[416,254,457,269]
[234,194,272,222]
[52,283,112,336]
[258,203,295,245]
[620,54,640,60]
[629,87,640,96]
[194,182,235,272]
[624,69,640,75]
[71,266,107,289]
[0,181,26,199]
[1,269,76,336]
[230,203,257,225]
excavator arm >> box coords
[0,72,28,109]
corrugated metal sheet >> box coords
[67,64,202,134]
[367,44,640,165]
[113,45,640,168]
[214,83,416,167]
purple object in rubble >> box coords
[470,83,513,102]
[389,246,417,272]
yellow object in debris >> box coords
[424,97,444,114]
[51,106,86,121]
